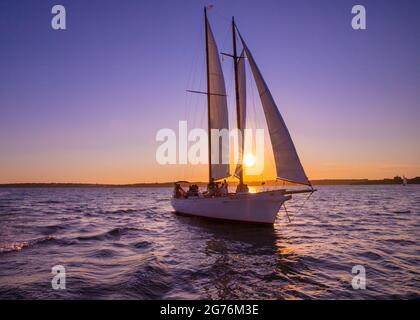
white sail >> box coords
[206,19,230,181]
[240,37,310,186]
[234,49,246,178]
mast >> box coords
[204,7,212,183]
[232,17,244,185]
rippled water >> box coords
[0,185,419,299]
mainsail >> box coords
[205,15,230,181]
[234,49,246,178]
[239,35,310,186]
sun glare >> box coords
[243,153,256,168]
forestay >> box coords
[239,36,310,186]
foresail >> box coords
[239,37,310,186]
[234,49,246,178]
[206,19,230,180]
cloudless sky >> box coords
[0,0,419,183]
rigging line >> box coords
[191,40,205,121]
[184,20,204,121]
[187,51,205,182]
[220,54,231,172]
[283,203,291,223]
[191,54,205,140]
[215,10,232,23]
[227,57,235,127]
[184,38,204,176]
[293,190,315,218]
[252,61,275,184]
[207,10,231,79]
[211,10,232,30]
[248,59,269,184]
[252,62,269,185]
[228,60,236,174]
[193,82,207,183]
[219,21,232,61]
[187,90,227,97]
[260,95,276,184]
[247,59,257,182]
[191,14,206,121]
[186,27,202,91]
[200,79,208,181]
[254,71,266,184]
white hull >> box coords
[171,190,291,224]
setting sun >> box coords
[243,153,256,168]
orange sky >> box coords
[1,138,419,184]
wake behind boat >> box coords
[171,7,315,224]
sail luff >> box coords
[205,11,230,181]
[238,33,310,186]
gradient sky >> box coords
[0,0,419,183]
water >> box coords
[0,185,419,299]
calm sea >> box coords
[0,185,419,299]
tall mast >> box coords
[232,17,244,185]
[204,7,212,183]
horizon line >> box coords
[0,176,418,187]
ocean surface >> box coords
[0,185,419,299]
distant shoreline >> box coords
[0,177,418,188]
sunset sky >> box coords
[0,0,419,184]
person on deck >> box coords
[220,179,228,195]
[214,182,221,196]
[236,183,249,194]
[187,184,199,197]
[174,183,187,198]
[207,178,216,196]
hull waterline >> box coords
[171,190,291,224]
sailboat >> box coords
[171,8,315,224]
[403,176,408,186]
